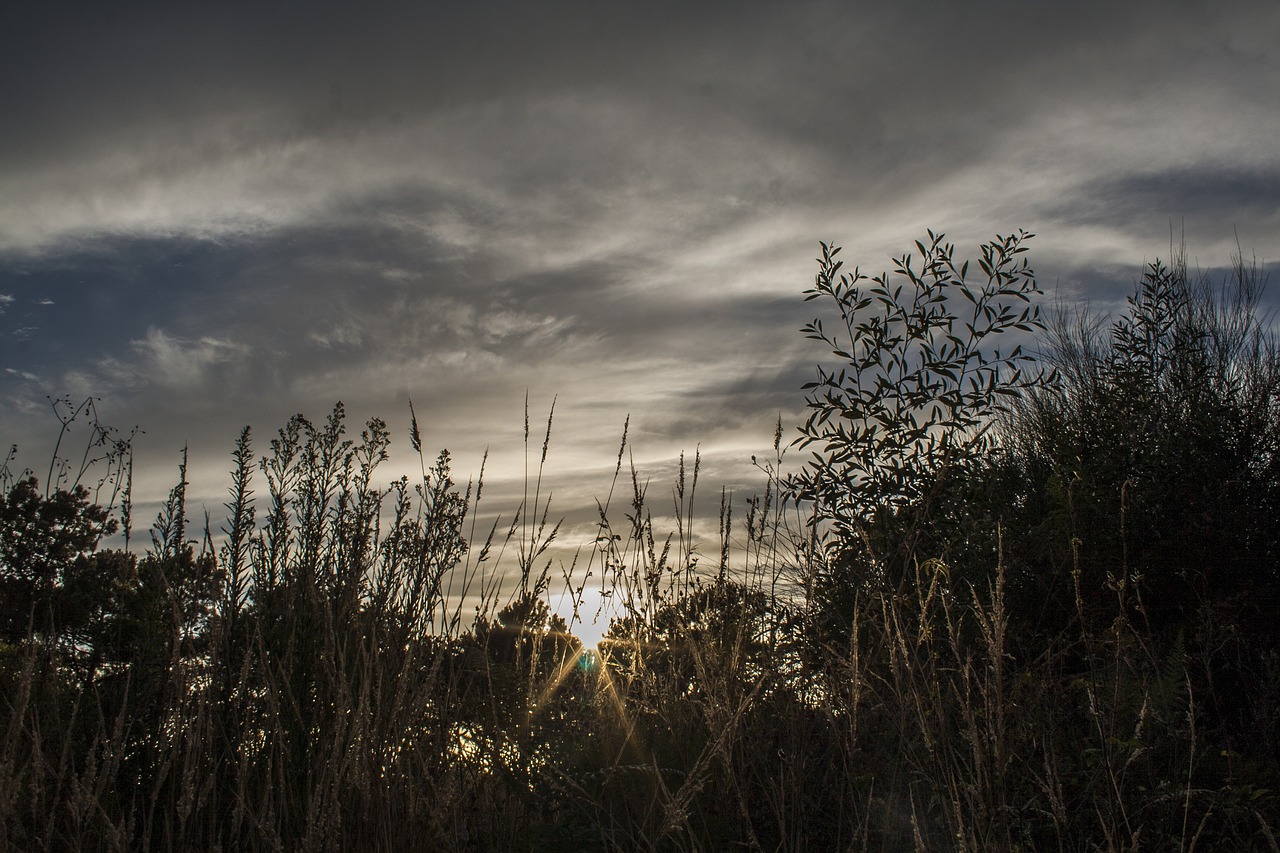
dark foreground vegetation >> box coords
[2,233,1278,851]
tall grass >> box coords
[3,399,1275,852]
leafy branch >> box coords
[790,230,1051,547]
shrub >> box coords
[1005,246,1280,751]
[791,230,1048,589]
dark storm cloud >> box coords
[1050,167,1280,234]
[5,1,1274,272]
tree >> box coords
[0,477,116,647]
[790,230,1049,587]
[1008,250,1280,634]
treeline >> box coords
[1,233,1277,851]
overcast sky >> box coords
[2,0,1278,635]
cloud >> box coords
[1,0,1278,611]
[1046,166,1280,235]
[91,327,252,392]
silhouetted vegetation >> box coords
[2,233,1277,851]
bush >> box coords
[1004,247,1280,750]
[791,230,1048,589]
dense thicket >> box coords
[2,235,1277,851]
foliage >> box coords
[1,235,1278,851]
[999,247,1280,763]
[1008,250,1280,621]
[0,477,115,644]
[791,230,1049,584]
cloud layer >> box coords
[3,1,1279,634]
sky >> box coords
[2,0,1279,641]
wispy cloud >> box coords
[82,328,252,394]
